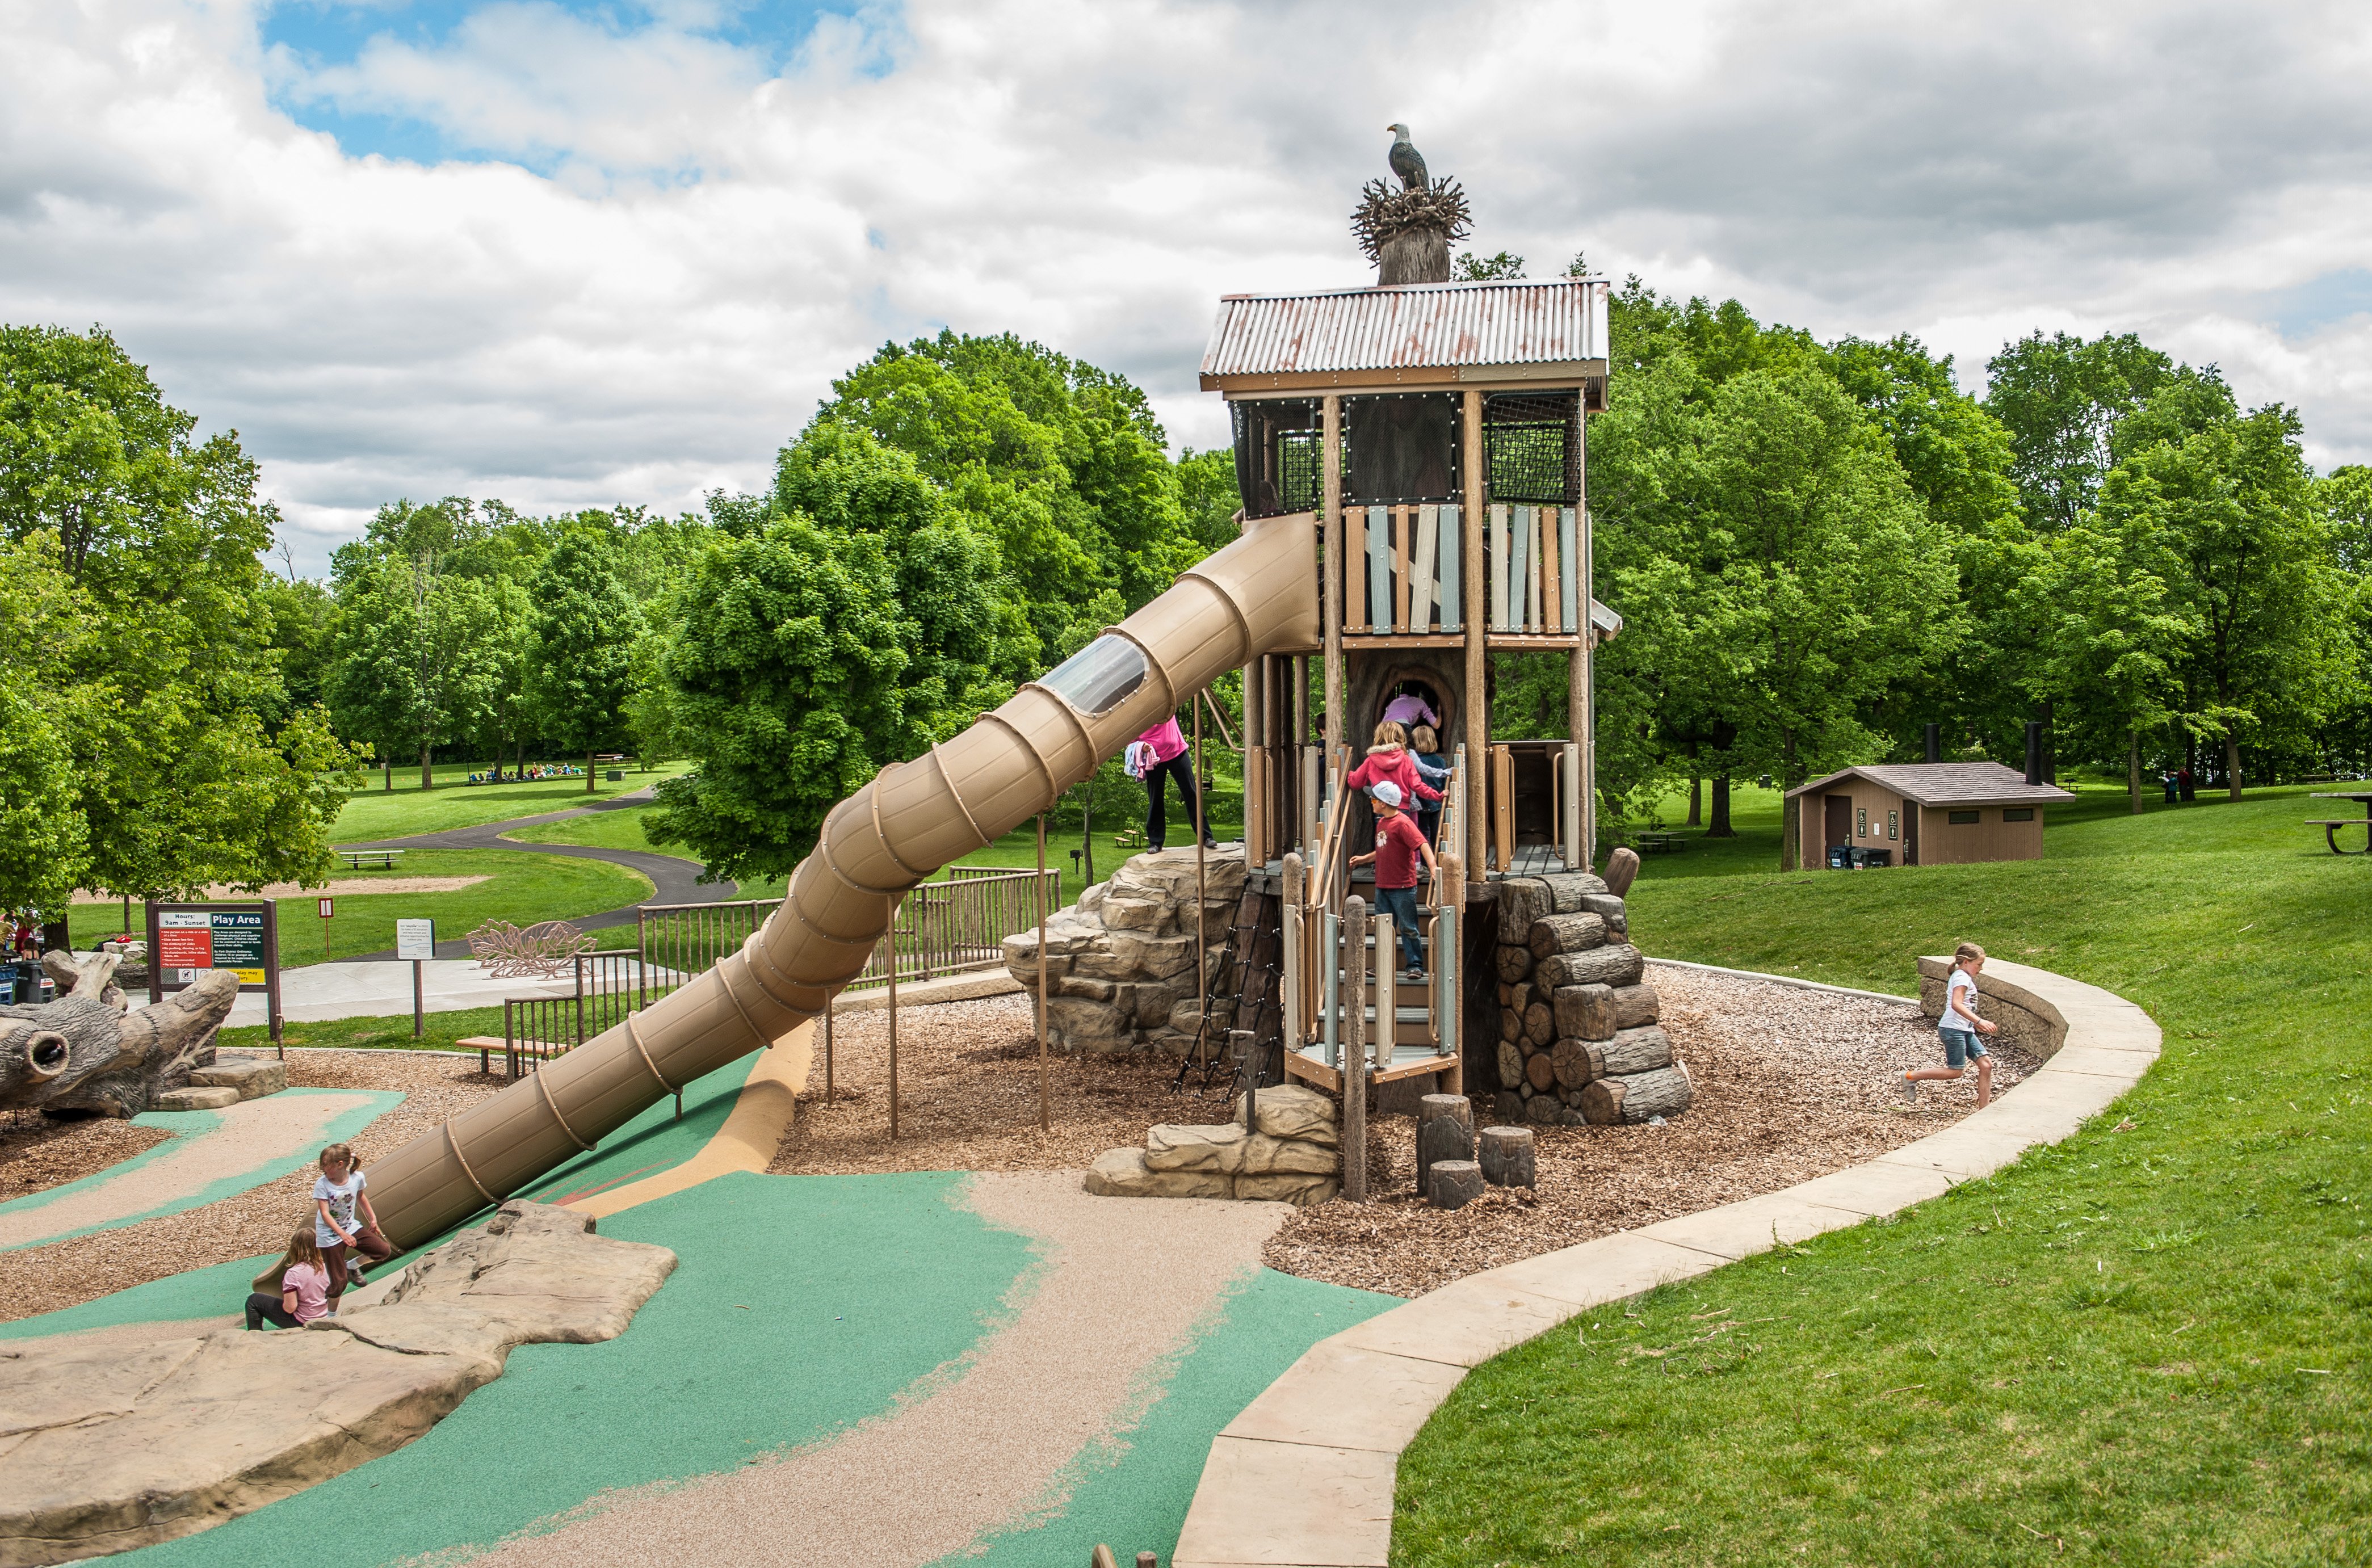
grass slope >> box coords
[330,762,686,843]
[70,849,650,966]
[1393,785,2371,1565]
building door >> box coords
[1904,802,1919,865]
[1824,795,1852,857]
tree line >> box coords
[9,296,2369,911]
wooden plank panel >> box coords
[1367,505,1392,632]
[1542,505,1562,634]
[1559,505,1579,634]
[1346,503,1368,632]
[1411,505,1439,632]
[1510,505,1533,634]
[1433,498,1451,626]
[1490,503,1509,631]
[1385,498,1404,626]
[1491,744,1515,873]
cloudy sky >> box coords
[7,0,2371,574]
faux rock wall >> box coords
[1003,846,1246,1054]
[1488,872,1694,1126]
[1085,1083,1341,1205]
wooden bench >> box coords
[337,848,405,871]
[458,1035,568,1079]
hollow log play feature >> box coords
[1414,1092,1474,1198]
[0,957,240,1117]
[1477,1125,1535,1188]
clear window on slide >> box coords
[1038,635,1147,716]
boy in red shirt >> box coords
[1350,780,1438,981]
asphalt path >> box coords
[340,788,741,960]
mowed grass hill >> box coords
[1395,783,2371,1565]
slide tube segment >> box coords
[366,512,1320,1247]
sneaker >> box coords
[1897,1075,1919,1105]
[346,1264,367,1285]
[1404,965,1425,983]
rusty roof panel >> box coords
[1202,279,1610,379]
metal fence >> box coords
[489,867,1060,1080]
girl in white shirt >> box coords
[1903,942,1998,1107]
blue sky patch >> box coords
[2258,268,2372,339]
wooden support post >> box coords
[887,893,900,1140]
[1036,812,1049,1133]
[822,1001,834,1103]
[1462,389,1488,887]
[1323,396,1344,770]
[1342,893,1367,1203]
[1575,409,1596,871]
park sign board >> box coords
[396,919,436,961]
[145,899,283,1044]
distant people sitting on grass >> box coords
[1903,941,1997,1108]
[1350,780,1438,981]
[246,1229,331,1330]
[1131,714,1215,852]
[315,1142,392,1308]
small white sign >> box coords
[395,919,436,961]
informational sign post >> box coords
[317,897,334,961]
[396,918,435,1038]
[146,900,283,1052]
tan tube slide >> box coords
[366,512,1320,1248]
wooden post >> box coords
[823,1001,834,1103]
[1036,812,1049,1133]
[1323,394,1344,772]
[1342,893,1367,1203]
[1575,407,1596,870]
[1194,697,1207,1062]
[887,893,900,1140]
[1462,389,1488,887]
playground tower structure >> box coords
[1198,276,1621,1126]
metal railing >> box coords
[488,867,1060,1081]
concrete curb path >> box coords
[1169,957,2163,1568]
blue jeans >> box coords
[1375,885,1424,972]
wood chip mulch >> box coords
[1263,963,2035,1297]
[768,995,1235,1176]
[1,1112,171,1205]
[0,1052,501,1326]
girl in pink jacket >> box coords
[1133,716,1214,851]
[1345,722,1443,808]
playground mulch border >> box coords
[1263,963,2035,1297]
[0,1052,501,1325]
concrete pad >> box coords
[1873,1123,2038,1182]
[1785,1159,1956,1217]
[2039,1043,2160,1079]
[2044,1004,2161,1050]
[1331,1279,1584,1368]
[1480,1229,1722,1310]
[1636,1191,1870,1262]
[1172,1435,1395,1566]
[1222,1339,1470,1453]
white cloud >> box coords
[5,0,2371,574]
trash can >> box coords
[606,770,624,782]
[1854,848,1893,868]
[1827,845,1851,869]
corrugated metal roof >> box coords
[1784,762,2077,806]
[1202,278,1610,379]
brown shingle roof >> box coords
[1784,762,2076,808]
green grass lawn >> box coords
[1393,784,2371,1565]
[331,761,688,843]
[70,850,651,966]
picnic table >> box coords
[1636,830,1683,854]
[337,848,406,871]
[2306,793,2372,855]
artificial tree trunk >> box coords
[2,955,240,1117]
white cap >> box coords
[1370,780,1403,808]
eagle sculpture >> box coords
[1387,123,1429,191]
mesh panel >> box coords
[1344,392,1461,505]
[1484,392,1578,505]
[1231,398,1324,519]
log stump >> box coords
[1579,1063,1695,1125]
[1477,1125,1535,1188]
[1414,1093,1474,1197]
[1604,846,1641,897]
[1428,1158,1484,1210]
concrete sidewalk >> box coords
[133,959,682,1028]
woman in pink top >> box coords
[1133,716,1214,852]
[247,1229,334,1329]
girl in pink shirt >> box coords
[247,1230,333,1329]
[1133,716,1214,852]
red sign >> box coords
[156,918,212,970]
[318,897,335,919]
